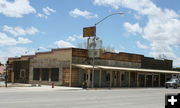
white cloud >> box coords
[37,13,48,19]
[67,36,76,41]
[37,46,49,51]
[93,0,180,66]
[124,22,142,35]
[17,37,32,44]
[0,32,17,46]
[94,0,121,9]
[66,34,85,42]
[69,8,98,19]
[136,41,148,49]
[37,6,56,19]
[43,6,56,15]
[134,14,141,20]
[0,0,36,18]
[54,40,75,48]
[0,32,31,46]
[2,25,39,36]
[0,47,35,64]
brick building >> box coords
[7,48,180,87]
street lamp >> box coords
[91,12,124,88]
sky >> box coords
[0,0,180,67]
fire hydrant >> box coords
[52,82,54,88]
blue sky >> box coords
[0,0,180,67]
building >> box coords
[7,48,180,88]
[0,65,6,76]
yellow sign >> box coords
[83,26,96,37]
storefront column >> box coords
[110,71,112,88]
[49,68,51,82]
[119,71,122,87]
[152,73,154,87]
[11,71,14,83]
[99,69,102,87]
[137,72,139,87]
[159,73,161,87]
[39,68,42,82]
[165,74,167,82]
[88,69,91,88]
[144,73,147,87]
[128,72,131,87]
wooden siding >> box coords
[72,48,88,57]
[63,67,70,86]
[63,67,79,87]
[72,48,142,63]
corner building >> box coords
[7,48,180,88]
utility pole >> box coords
[5,61,9,88]
[91,12,124,88]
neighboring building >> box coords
[0,65,6,76]
[173,68,180,71]
[7,48,180,88]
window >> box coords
[20,69,26,78]
[42,68,49,81]
[122,72,125,81]
[106,72,110,82]
[51,68,59,81]
[33,68,40,80]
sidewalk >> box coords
[0,81,32,87]
[14,85,82,91]
[0,81,82,91]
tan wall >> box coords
[34,50,71,60]
[63,67,79,87]
[29,50,72,85]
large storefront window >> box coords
[106,73,110,82]
[33,68,40,80]
[130,72,136,87]
[121,72,129,87]
[138,74,145,87]
[42,68,49,81]
[51,68,59,81]
[153,74,159,87]
[146,74,152,87]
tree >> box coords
[156,54,168,60]
[77,41,87,49]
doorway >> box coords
[138,74,145,87]
[146,74,152,87]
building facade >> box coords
[7,48,180,88]
[0,65,6,76]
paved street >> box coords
[0,87,179,108]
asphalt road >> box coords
[0,87,179,108]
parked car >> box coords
[165,78,180,89]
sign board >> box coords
[83,26,96,37]
[88,49,100,58]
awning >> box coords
[72,64,180,74]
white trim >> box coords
[72,64,180,74]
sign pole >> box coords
[92,25,96,88]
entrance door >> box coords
[114,72,119,87]
[153,74,159,87]
[146,75,152,87]
[139,74,145,87]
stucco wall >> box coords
[29,50,72,85]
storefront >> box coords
[72,64,180,88]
